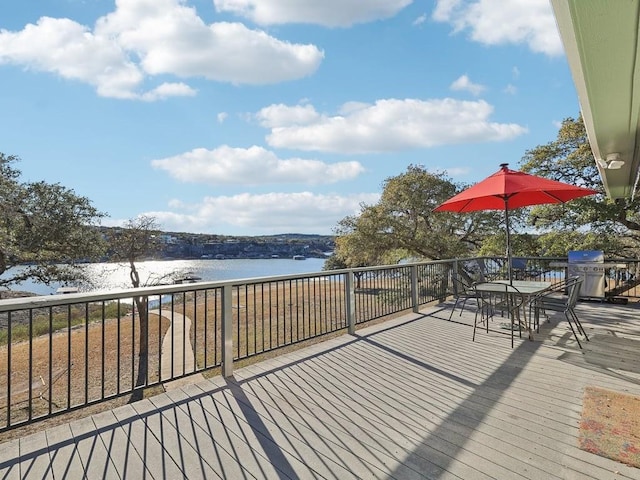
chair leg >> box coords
[458,298,469,317]
[448,298,459,320]
[564,312,583,349]
[473,311,478,342]
[569,309,589,341]
[510,316,514,348]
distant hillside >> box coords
[98,227,335,260]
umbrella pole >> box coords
[504,201,512,284]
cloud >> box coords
[255,103,321,128]
[413,14,428,26]
[450,74,485,96]
[432,0,563,56]
[504,84,517,95]
[0,0,324,99]
[257,98,528,154]
[0,17,144,99]
[151,145,366,185]
[145,191,381,235]
[217,112,228,123]
[213,0,413,27]
[140,82,197,101]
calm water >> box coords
[4,257,328,296]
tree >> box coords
[0,154,106,291]
[479,232,542,257]
[519,116,640,256]
[331,165,502,266]
[105,215,164,402]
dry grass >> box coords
[0,313,169,442]
[0,277,416,443]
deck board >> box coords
[1,300,640,479]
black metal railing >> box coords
[0,256,637,432]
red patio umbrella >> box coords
[434,163,598,282]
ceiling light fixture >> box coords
[597,153,625,170]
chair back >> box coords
[566,276,583,308]
[451,271,473,295]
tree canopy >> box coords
[0,154,106,290]
[519,116,640,257]
[329,165,502,267]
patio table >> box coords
[474,280,552,340]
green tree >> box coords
[535,230,626,257]
[331,165,502,266]
[479,232,541,257]
[519,116,640,256]
[0,154,106,291]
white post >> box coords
[411,265,419,313]
[346,271,356,334]
[222,284,234,377]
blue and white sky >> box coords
[0,0,579,236]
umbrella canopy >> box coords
[434,163,598,281]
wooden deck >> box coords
[1,299,639,479]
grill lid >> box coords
[567,250,604,263]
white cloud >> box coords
[504,84,517,95]
[413,14,428,26]
[432,0,563,56]
[214,0,412,27]
[145,191,381,235]
[151,145,365,185]
[0,17,144,99]
[255,103,321,128]
[450,74,485,96]
[258,98,528,154]
[140,82,197,101]
[0,0,324,99]
[217,112,228,123]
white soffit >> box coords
[551,0,640,199]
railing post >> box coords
[411,265,419,313]
[346,271,356,334]
[222,284,234,377]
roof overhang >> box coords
[551,0,640,199]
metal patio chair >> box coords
[532,276,588,348]
[473,282,524,348]
[449,274,479,320]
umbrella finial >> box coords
[499,163,509,170]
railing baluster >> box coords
[116,300,121,394]
[48,307,53,416]
[28,309,33,422]
[222,284,233,378]
[6,311,11,427]
[85,303,89,403]
[100,302,104,400]
[67,305,71,410]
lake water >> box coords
[4,257,328,296]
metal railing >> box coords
[0,256,637,432]
[469,256,640,299]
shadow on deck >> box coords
[1,299,639,479]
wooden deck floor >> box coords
[1,299,639,479]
